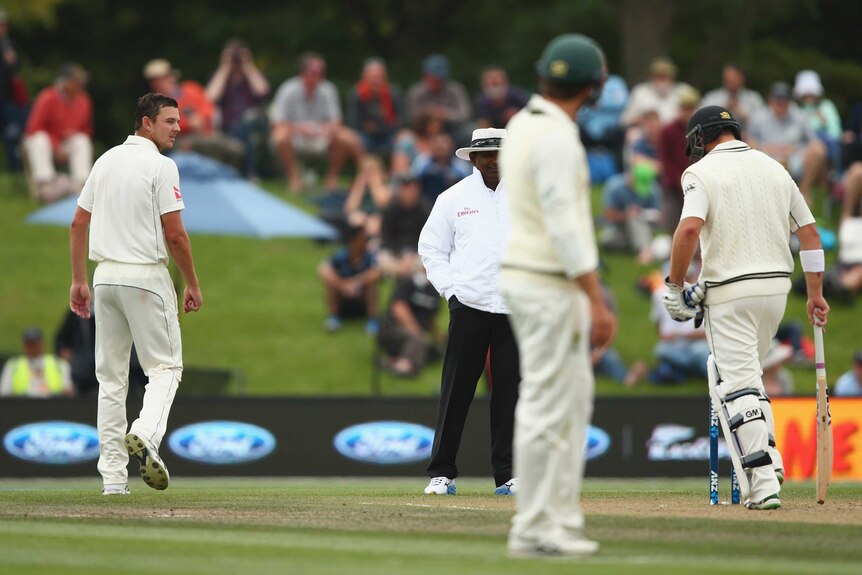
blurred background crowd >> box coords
[1,0,860,397]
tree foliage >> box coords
[4,0,861,147]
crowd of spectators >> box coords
[2,29,860,385]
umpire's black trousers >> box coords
[427,297,520,486]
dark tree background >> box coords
[4,0,862,149]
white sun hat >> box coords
[455,128,506,160]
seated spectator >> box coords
[658,87,700,233]
[270,52,364,193]
[378,264,441,377]
[598,162,662,258]
[825,173,862,303]
[841,100,862,173]
[700,63,765,129]
[23,63,92,202]
[344,154,392,239]
[54,306,147,396]
[474,65,528,129]
[834,349,862,396]
[775,320,815,367]
[592,347,648,387]
[348,57,403,156]
[0,327,74,397]
[598,162,662,261]
[205,39,271,179]
[591,283,647,387]
[620,57,695,127]
[144,57,245,169]
[578,73,628,176]
[378,173,432,277]
[406,54,472,146]
[318,225,381,335]
[0,11,29,172]
[390,112,445,175]
[625,109,662,171]
[748,82,829,204]
[761,340,795,397]
[412,132,471,202]
[649,266,710,383]
[793,70,842,167]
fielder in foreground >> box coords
[69,93,203,494]
[663,105,829,510]
[500,34,616,558]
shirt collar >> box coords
[526,94,576,127]
[468,167,503,193]
[711,139,750,153]
[124,135,160,153]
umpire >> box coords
[418,127,520,496]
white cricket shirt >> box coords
[680,140,815,304]
[500,94,598,281]
[418,168,510,314]
[78,135,184,265]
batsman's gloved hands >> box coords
[662,277,704,322]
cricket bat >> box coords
[813,324,832,504]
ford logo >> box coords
[333,421,434,464]
[585,425,611,460]
[3,421,99,465]
[167,421,276,465]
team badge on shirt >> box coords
[173,185,182,200]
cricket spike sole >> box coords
[814,324,833,504]
[125,433,170,491]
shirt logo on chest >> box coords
[457,207,479,217]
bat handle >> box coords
[813,324,826,378]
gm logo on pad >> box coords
[333,421,434,464]
[168,421,276,465]
[585,425,611,460]
[4,421,99,465]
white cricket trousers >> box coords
[501,270,593,546]
[93,262,183,486]
[23,131,93,183]
[704,293,787,501]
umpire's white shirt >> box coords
[78,135,184,266]
[419,168,510,314]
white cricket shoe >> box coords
[424,476,455,495]
[744,493,781,510]
[495,477,518,496]
[101,484,130,496]
[125,432,170,491]
[508,532,599,559]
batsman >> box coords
[664,105,830,509]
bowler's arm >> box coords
[162,211,203,313]
[69,207,92,319]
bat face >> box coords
[816,376,832,504]
[814,324,832,505]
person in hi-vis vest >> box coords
[0,326,74,397]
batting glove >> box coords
[663,278,701,322]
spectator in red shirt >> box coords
[23,63,93,202]
[657,86,700,233]
[143,58,244,168]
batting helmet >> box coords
[536,34,605,89]
[684,105,741,159]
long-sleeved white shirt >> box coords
[500,94,598,281]
[418,168,510,314]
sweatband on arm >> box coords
[800,249,825,273]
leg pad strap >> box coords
[741,450,772,469]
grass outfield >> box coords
[1,478,861,574]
